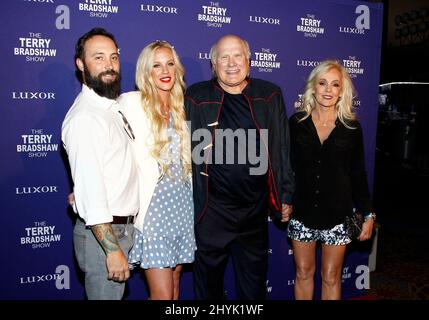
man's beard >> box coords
[83,64,121,100]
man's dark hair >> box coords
[75,27,118,61]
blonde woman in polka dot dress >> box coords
[118,40,195,300]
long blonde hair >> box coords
[135,40,191,178]
[298,59,357,128]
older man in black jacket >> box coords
[185,34,294,300]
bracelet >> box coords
[364,212,376,222]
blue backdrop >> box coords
[0,0,383,300]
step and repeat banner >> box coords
[0,0,382,300]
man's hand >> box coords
[91,223,130,282]
[106,250,130,282]
[281,203,293,222]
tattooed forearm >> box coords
[91,223,120,253]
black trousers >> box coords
[194,192,268,300]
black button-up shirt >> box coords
[290,112,372,229]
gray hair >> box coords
[209,34,251,77]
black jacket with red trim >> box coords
[185,78,295,224]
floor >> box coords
[365,150,429,300]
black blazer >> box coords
[289,112,372,229]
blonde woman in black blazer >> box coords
[287,60,375,300]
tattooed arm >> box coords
[91,223,130,282]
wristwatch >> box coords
[364,212,376,222]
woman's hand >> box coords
[67,192,75,206]
[357,218,374,241]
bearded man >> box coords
[61,28,139,300]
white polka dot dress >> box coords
[129,119,196,269]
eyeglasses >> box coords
[118,111,135,140]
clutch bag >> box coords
[344,212,364,239]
